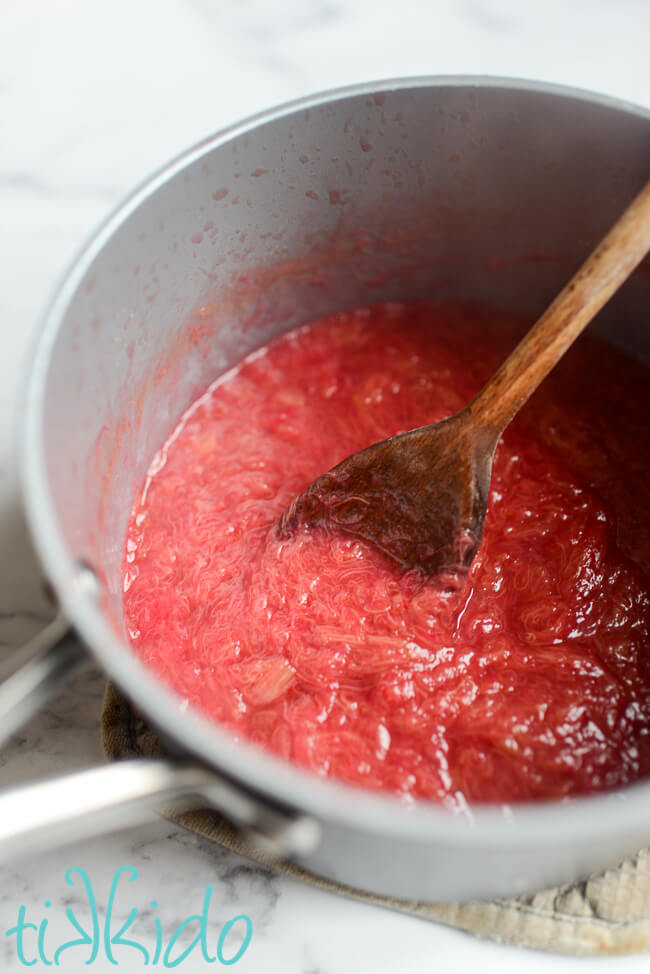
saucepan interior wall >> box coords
[36,82,650,633]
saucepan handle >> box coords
[0,757,320,862]
[0,614,85,749]
[0,618,320,863]
[0,759,216,860]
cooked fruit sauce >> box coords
[123,302,650,807]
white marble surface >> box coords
[1,0,650,970]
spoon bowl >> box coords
[279,178,650,579]
[280,406,494,579]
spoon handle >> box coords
[469,178,650,438]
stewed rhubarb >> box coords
[123,302,650,806]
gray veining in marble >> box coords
[1,0,650,970]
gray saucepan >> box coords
[1,77,649,900]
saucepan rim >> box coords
[20,74,650,846]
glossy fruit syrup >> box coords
[123,302,650,807]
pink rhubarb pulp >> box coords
[123,302,650,807]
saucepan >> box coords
[1,77,649,900]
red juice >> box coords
[123,302,650,807]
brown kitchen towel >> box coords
[102,680,650,956]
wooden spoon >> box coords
[278,179,650,580]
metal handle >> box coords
[0,609,320,863]
[0,759,207,859]
[0,614,86,749]
[0,757,321,863]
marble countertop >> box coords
[1,0,650,970]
